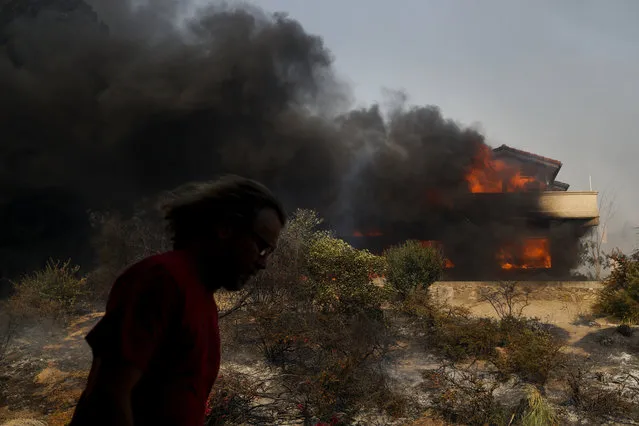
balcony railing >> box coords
[536,191,599,221]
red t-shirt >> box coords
[72,250,221,426]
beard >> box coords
[192,252,229,292]
[221,275,250,292]
[194,251,251,292]
[189,240,256,292]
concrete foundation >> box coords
[429,280,603,324]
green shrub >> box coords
[408,291,564,386]
[240,209,323,313]
[432,314,503,362]
[402,289,502,361]
[306,234,387,315]
[245,210,397,422]
[384,240,443,300]
[492,318,564,387]
[594,250,639,324]
[8,259,87,322]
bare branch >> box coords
[219,288,256,320]
[479,281,529,320]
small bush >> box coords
[495,318,564,387]
[8,259,87,322]
[251,313,396,423]
[385,240,444,300]
[0,305,18,361]
[205,369,269,425]
[405,279,565,387]
[88,206,170,304]
[423,367,510,426]
[572,312,599,327]
[403,287,500,361]
[306,234,388,315]
[243,210,398,422]
[594,250,639,324]
[616,323,634,337]
[401,285,470,331]
[431,313,502,362]
[409,293,564,387]
[563,359,637,420]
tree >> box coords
[594,249,639,324]
[580,190,616,280]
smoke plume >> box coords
[0,0,583,288]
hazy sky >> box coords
[244,0,639,250]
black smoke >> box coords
[0,0,584,289]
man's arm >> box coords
[78,358,141,426]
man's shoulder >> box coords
[119,251,198,291]
[104,252,192,311]
[121,251,182,276]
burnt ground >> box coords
[1,287,638,425]
[0,314,100,425]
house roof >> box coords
[550,180,570,191]
[492,144,563,168]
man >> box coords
[69,175,286,426]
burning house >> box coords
[344,144,599,280]
[0,0,600,286]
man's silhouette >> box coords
[70,175,286,426]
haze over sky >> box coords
[242,0,639,251]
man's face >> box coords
[220,207,283,291]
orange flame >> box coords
[497,238,551,270]
[353,230,383,237]
[465,144,544,193]
[419,240,454,268]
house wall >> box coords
[429,280,602,323]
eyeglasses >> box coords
[252,230,275,257]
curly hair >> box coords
[162,175,286,250]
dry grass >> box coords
[0,419,47,426]
[45,409,76,426]
[520,385,559,426]
[0,408,43,425]
[407,413,449,426]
